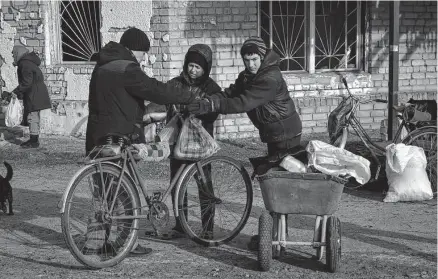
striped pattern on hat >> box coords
[240,37,267,58]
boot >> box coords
[20,135,40,148]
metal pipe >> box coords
[388,1,400,140]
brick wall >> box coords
[148,0,260,139]
[148,0,257,87]
[369,1,437,92]
[1,1,436,138]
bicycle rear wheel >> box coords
[177,156,253,246]
[61,163,140,268]
[402,127,437,194]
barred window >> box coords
[60,1,102,62]
[260,1,362,73]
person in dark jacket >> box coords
[84,27,200,255]
[85,27,199,155]
[7,45,51,148]
[187,37,303,250]
[164,44,221,239]
[187,37,302,159]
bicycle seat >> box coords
[393,104,406,112]
[87,144,122,159]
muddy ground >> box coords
[0,133,436,279]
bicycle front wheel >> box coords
[402,127,437,194]
[177,156,253,246]
[61,163,140,268]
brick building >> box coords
[0,1,436,139]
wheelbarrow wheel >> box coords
[326,216,341,273]
[258,211,273,271]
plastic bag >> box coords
[384,143,432,202]
[173,116,220,160]
[306,140,371,184]
[156,114,180,145]
[132,142,171,162]
[280,155,307,173]
[5,98,23,128]
[144,123,157,143]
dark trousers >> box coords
[267,135,302,157]
[170,158,215,233]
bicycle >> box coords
[328,77,437,193]
[59,123,253,268]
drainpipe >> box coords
[388,1,399,140]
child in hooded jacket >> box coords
[165,44,221,239]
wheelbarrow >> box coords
[255,169,346,273]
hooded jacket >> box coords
[85,41,198,153]
[210,50,302,143]
[166,44,221,136]
[12,52,51,112]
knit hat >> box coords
[185,51,208,73]
[12,45,29,65]
[240,37,267,58]
[119,27,150,52]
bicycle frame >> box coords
[338,92,436,181]
[59,144,210,221]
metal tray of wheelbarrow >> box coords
[257,170,346,215]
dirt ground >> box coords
[0,132,436,279]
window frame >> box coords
[258,1,363,74]
[46,1,101,65]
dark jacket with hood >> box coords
[166,44,221,137]
[85,41,197,153]
[210,50,302,143]
[13,52,51,112]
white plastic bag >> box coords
[144,123,157,143]
[384,143,432,202]
[5,98,23,128]
[306,140,371,184]
[280,155,307,173]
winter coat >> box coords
[12,52,51,112]
[166,44,221,137]
[85,41,198,153]
[210,50,302,143]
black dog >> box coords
[0,161,13,215]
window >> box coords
[60,1,102,62]
[260,1,362,73]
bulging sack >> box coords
[306,140,371,184]
[5,98,23,128]
[384,143,432,202]
[173,116,220,161]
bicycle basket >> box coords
[328,97,353,143]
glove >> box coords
[186,99,214,116]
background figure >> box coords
[166,44,221,239]
[10,45,51,148]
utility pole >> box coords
[388,1,400,140]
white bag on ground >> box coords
[384,143,432,202]
[5,98,23,128]
[306,140,371,184]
